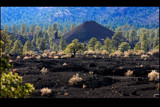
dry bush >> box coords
[40,87,52,96]
[89,71,93,75]
[125,70,133,77]
[24,51,35,56]
[94,50,101,55]
[9,59,13,63]
[101,50,109,55]
[124,50,135,57]
[148,70,159,81]
[36,55,41,60]
[41,67,48,74]
[63,63,67,66]
[23,56,31,60]
[58,51,64,55]
[49,51,56,57]
[54,55,60,59]
[109,50,123,58]
[141,54,149,59]
[42,53,48,58]
[16,56,21,60]
[135,50,145,56]
[44,50,51,54]
[61,54,71,58]
[69,73,83,85]
[83,84,87,88]
[147,49,159,56]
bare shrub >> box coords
[61,54,71,58]
[147,49,159,56]
[16,56,21,60]
[40,87,52,96]
[101,50,109,55]
[69,73,83,85]
[24,51,35,56]
[36,55,41,60]
[109,50,123,58]
[54,55,60,59]
[125,70,133,77]
[41,67,48,74]
[135,50,145,56]
[148,70,159,81]
[141,54,149,59]
[42,53,48,58]
[23,56,31,60]
[89,71,93,75]
[63,63,67,66]
[124,50,135,57]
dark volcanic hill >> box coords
[63,21,114,44]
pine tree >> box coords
[95,41,102,51]
[10,40,23,55]
[1,30,12,53]
[87,37,97,51]
[4,25,9,32]
[20,22,27,35]
[70,23,75,30]
[23,40,35,54]
[52,23,58,32]
[129,27,137,48]
[59,36,67,51]
[112,31,124,50]
[29,25,35,36]
[12,25,18,34]
[134,42,141,52]
[38,38,47,52]
[35,25,41,35]
[23,31,28,40]
[140,32,150,52]
[118,42,131,52]
[50,43,58,52]
[64,39,84,57]
[103,37,112,53]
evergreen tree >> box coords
[59,36,67,51]
[112,31,124,50]
[140,32,150,52]
[4,25,9,32]
[29,25,35,36]
[95,41,102,51]
[12,25,18,34]
[23,31,29,40]
[1,30,12,53]
[87,37,97,51]
[65,39,84,57]
[52,23,58,32]
[134,42,141,52]
[35,25,41,35]
[50,43,58,52]
[20,22,27,35]
[10,40,23,55]
[118,42,131,52]
[38,38,47,52]
[129,27,137,48]
[70,23,75,30]
[23,40,35,54]
[103,37,112,53]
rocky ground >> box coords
[10,54,159,98]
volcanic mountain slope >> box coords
[63,21,114,44]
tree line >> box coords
[1,22,159,56]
